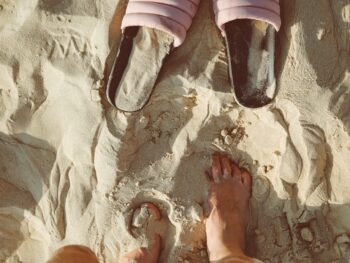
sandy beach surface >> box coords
[0,0,350,262]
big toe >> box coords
[149,234,161,260]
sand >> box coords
[0,0,350,262]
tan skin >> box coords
[119,234,161,263]
[119,153,255,263]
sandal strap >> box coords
[122,0,200,47]
[213,0,281,34]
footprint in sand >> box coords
[276,100,330,206]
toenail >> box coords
[141,203,162,220]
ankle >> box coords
[209,254,253,263]
[208,245,247,262]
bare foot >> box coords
[119,203,161,263]
[206,153,254,262]
[119,235,160,263]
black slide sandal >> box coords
[106,0,200,112]
[225,19,277,108]
[106,27,173,112]
[213,0,281,108]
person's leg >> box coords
[206,153,257,263]
[47,245,99,263]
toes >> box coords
[231,161,242,181]
[149,234,161,260]
[212,153,222,183]
[119,235,161,263]
[241,169,252,193]
[205,169,213,181]
[221,155,232,179]
[141,203,162,220]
